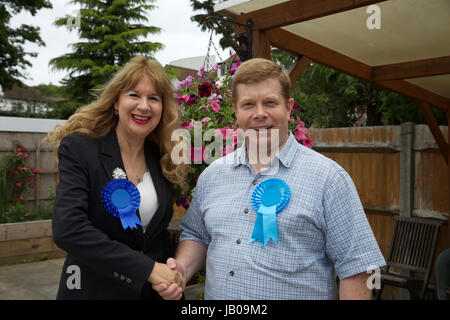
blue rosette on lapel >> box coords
[250,178,291,247]
[101,168,142,230]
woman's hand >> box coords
[147,261,184,287]
[152,258,186,300]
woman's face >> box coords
[114,75,163,141]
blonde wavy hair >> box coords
[46,55,189,191]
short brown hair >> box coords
[231,58,291,104]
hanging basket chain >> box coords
[203,30,214,70]
[202,27,224,70]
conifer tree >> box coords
[50,0,164,103]
[0,0,52,90]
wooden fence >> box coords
[0,124,448,298]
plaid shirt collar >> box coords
[234,131,298,169]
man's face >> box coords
[233,77,294,154]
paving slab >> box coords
[0,258,203,300]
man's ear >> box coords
[286,98,294,120]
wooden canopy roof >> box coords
[215,0,449,238]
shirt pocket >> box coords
[249,207,321,274]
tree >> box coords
[0,0,52,90]
[190,0,238,52]
[49,0,164,104]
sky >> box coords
[10,0,231,87]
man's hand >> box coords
[152,258,186,300]
[147,261,184,288]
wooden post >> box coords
[400,122,415,218]
[399,122,415,299]
[251,28,271,59]
[35,138,41,208]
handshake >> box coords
[148,258,186,300]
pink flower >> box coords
[181,94,189,103]
[31,168,38,174]
[15,182,23,188]
[191,147,205,163]
[18,166,28,172]
[215,126,231,140]
[181,119,195,131]
[229,61,241,75]
[302,137,314,148]
[293,103,301,111]
[201,117,211,124]
[209,99,220,113]
[11,168,17,175]
[197,66,205,78]
[294,126,308,141]
[18,195,25,202]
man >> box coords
[154,58,386,299]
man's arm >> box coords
[339,272,372,300]
[152,240,207,300]
[175,240,207,282]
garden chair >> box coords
[435,247,450,300]
[375,216,443,300]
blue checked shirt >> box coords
[180,132,386,299]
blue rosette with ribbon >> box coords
[250,178,291,247]
[101,168,142,230]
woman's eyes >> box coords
[126,92,160,101]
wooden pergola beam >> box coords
[289,55,312,84]
[371,56,450,81]
[268,28,450,112]
[235,0,387,31]
[417,102,449,164]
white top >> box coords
[137,171,159,233]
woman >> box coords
[47,56,189,299]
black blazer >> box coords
[52,129,175,299]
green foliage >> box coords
[49,0,164,104]
[33,83,70,99]
[0,0,52,90]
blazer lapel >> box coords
[99,129,125,181]
[99,129,144,229]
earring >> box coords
[114,109,118,116]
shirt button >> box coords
[113,272,119,278]
[229,271,234,277]
[244,208,249,214]
[236,239,241,244]
[253,181,257,185]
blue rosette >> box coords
[101,179,142,230]
[250,178,291,247]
